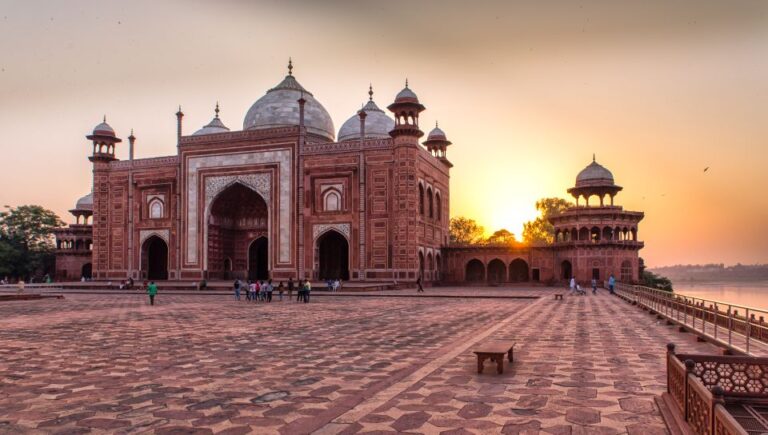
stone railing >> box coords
[614,283,768,355]
[666,343,768,435]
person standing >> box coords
[591,278,598,295]
[277,281,285,301]
[608,274,616,295]
[287,278,294,302]
[416,276,424,293]
[569,277,576,295]
[297,279,304,302]
[266,279,273,302]
[303,279,311,303]
[16,279,25,295]
[233,279,241,301]
[147,281,158,305]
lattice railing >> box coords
[666,343,759,435]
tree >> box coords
[486,229,516,245]
[0,205,64,279]
[641,270,674,292]
[522,197,573,244]
[449,217,485,245]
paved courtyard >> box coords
[0,288,719,434]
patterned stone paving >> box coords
[0,290,719,434]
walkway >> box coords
[0,289,719,434]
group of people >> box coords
[568,274,616,296]
[325,278,342,292]
[233,278,312,303]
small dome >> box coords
[338,88,395,142]
[193,104,230,136]
[575,158,615,187]
[75,192,93,211]
[243,66,335,140]
[394,84,419,104]
[92,117,115,137]
[427,125,447,141]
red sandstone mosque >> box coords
[53,62,644,285]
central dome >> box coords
[575,158,615,188]
[243,71,335,141]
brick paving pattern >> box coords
[0,289,719,434]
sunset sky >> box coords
[1,0,767,267]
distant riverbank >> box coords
[672,281,768,311]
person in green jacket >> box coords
[147,281,158,305]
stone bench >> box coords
[473,341,515,374]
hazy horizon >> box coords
[1,0,767,268]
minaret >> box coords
[423,121,453,167]
[86,117,121,279]
[387,80,427,281]
[388,79,426,143]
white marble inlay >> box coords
[186,149,292,264]
[313,223,351,240]
[139,229,170,246]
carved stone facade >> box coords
[73,70,453,282]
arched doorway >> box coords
[317,230,349,280]
[418,251,425,279]
[81,263,92,280]
[248,238,268,281]
[465,259,485,282]
[561,260,573,281]
[208,183,268,280]
[487,259,506,284]
[509,259,529,282]
[142,236,168,280]
[426,253,434,281]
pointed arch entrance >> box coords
[487,259,506,284]
[248,237,269,281]
[207,183,268,280]
[509,259,529,282]
[142,236,168,280]
[317,230,349,280]
[465,259,485,282]
[81,263,92,280]
[561,260,573,280]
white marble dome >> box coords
[575,159,615,187]
[243,74,335,140]
[75,192,93,211]
[193,105,230,136]
[338,96,394,142]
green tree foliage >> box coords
[522,197,573,244]
[0,205,64,279]
[449,217,485,245]
[641,270,674,292]
[486,229,516,245]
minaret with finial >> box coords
[175,105,184,145]
[388,78,426,142]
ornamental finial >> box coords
[368,84,373,101]
[405,78,409,88]
[103,114,106,123]
[593,153,596,162]
[215,101,220,119]
[288,57,293,76]
[436,121,439,128]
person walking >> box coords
[591,278,598,295]
[416,276,424,293]
[297,279,304,302]
[569,277,576,295]
[287,278,294,302]
[147,281,158,305]
[277,281,284,301]
[266,279,273,302]
[608,274,616,295]
[233,279,241,301]
[245,280,252,301]
[303,279,311,303]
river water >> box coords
[672,281,768,311]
